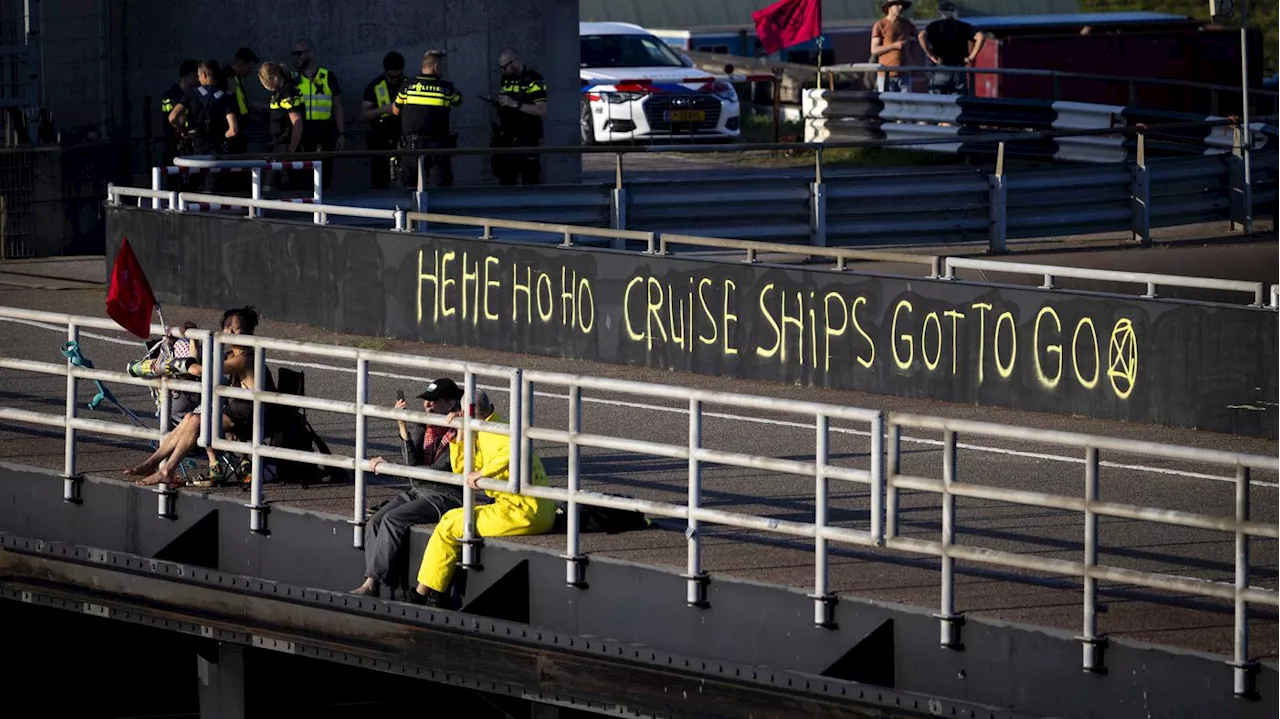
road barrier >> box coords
[0,304,1274,696]
[153,118,1275,248]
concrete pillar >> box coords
[197,643,246,719]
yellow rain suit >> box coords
[416,411,555,592]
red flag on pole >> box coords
[106,237,156,339]
[751,0,821,56]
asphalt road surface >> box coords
[0,268,1275,662]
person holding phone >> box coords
[352,378,465,598]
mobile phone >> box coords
[396,389,406,403]
[468,403,476,417]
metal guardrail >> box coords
[822,63,1280,111]
[943,257,1273,307]
[0,305,1275,696]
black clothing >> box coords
[398,134,455,188]
[364,73,405,189]
[160,83,186,164]
[291,67,342,189]
[180,84,233,149]
[496,67,547,142]
[268,81,304,148]
[394,73,461,139]
[362,422,464,591]
[492,67,546,185]
[923,17,978,67]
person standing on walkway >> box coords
[919,1,984,95]
[392,50,462,188]
[167,61,239,191]
[292,38,345,189]
[353,378,466,599]
[870,0,918,93]
[410,390,556,608]
[490,47,547,186]
[159,59,199,189]
[361,51,406,189]
[258,61,305,190]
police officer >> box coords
[392,50,461,188]
[292,38,345,189]
[491,47,547,186]
[258,61,305,190]
[361,52,407,189]
[160,59,199,171]
[223,48,258,151]
[168,60,240,191]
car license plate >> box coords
[667,110,706,122]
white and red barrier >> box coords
[158,161,321,175]
[150,159,323,222]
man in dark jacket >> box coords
[352,378,466,598]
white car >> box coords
[580,22,741,145]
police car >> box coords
[580,22,741,145]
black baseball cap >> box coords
[938,1,957,11]
[416,378,463,402]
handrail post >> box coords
[810,413,837,628]
[870,411,884,545]
[198,332,215,452]
[1079,447,1107,672]
[987,142,1007,254]
[460,371,483,570]
[684,398,709,608]
[886,422,900,540]
[1232,466,1257,697]
[935,429,963,648]
[1229,123,1254,233]
[312,162,324,225]
[520,374,534,491]
[249,168,262,219]
[1129,131,1150,246]
[62,322,81,503]
[507,368,522,495]
[247,346,269,534]
[150,167,162,210]
[351,357,369,549]
[563,384,587,588]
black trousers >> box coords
[300,119,337,189]
[363,488,462,592]
[490,131,541,186]
[399,134,454,188]
[368,128,398,189]
[223,132,250,191]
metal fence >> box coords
[0,304,1275,696]
[155,119,1278,250]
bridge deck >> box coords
[0,262,1275,661]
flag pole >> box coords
[816,35,824,90]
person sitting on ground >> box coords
[352,378,467,598]
[124,306,274,488]
[409,389,556,607]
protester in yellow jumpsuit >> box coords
[412,390,555,607]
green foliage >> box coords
[1079,0,1277,74]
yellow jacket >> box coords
[450,411,549,515]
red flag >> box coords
[752,0,821,55]
[106,237,156,339]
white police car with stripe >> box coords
[580,22,741,145]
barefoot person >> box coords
[351,378,465,598]
[124,307,272,487]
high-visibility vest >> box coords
[374,79,391,108]
[229,74,248,115]
[297,67,333,121]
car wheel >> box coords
[580,100,597,146]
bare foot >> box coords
[135,471,180,488]
[351,579,377,596]
[123,460,160,478]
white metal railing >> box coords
[884,412,1277,696]
[943,257,1272,308]
[0,304,1275,696]
[151,160,324,222]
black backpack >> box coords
[269,367,348,488]
[554,500,651,534]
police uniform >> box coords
[221,70,252,188]
[267,80,305,190]
[294,66,341,188]
[363,72,405,189]
[492,67,547,186]
[160,83,187,167]
[394,72,461,188]
[177,83,234,191]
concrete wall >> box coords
[114,0,580,183]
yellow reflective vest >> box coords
[297,67,334,121]
[229,74,248,115]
